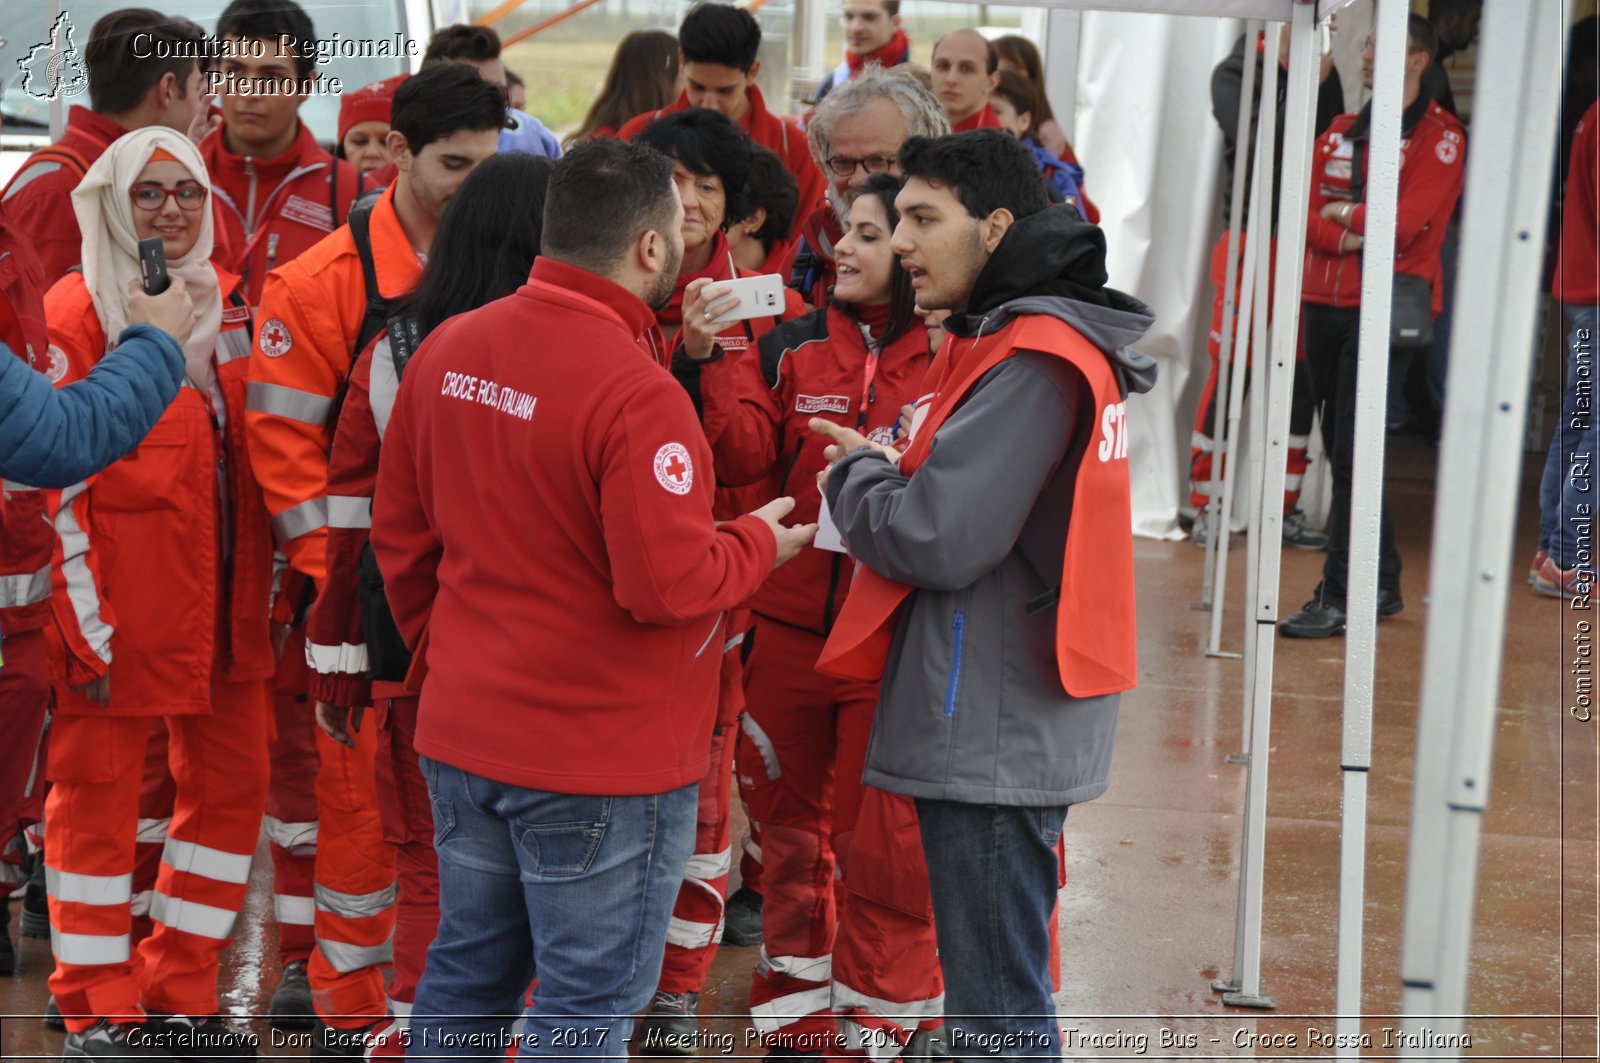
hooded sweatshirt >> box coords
[822,204,1156,805]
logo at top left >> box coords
[17,13,89,103]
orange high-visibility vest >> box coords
[817,313,1139,698]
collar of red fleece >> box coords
[846,28,911,75]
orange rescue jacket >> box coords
[46,267,273,713]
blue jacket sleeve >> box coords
[0,324,185,487]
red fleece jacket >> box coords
[372,257,778,795]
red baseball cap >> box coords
[337,74,409,145]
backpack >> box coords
[353,310,421,684]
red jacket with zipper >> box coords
[45,266,274,713]
[201,121,367,307]
[1303,98,1465,315]
[697,301,930,635]
[372,258,778,795]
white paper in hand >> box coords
[814,494,848,553]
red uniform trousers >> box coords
[1188,231,1315,512]
[370,694,436,1016]
[307,720,395,1029]
[265,631,317,964]
[0,627,50,886]
[44,679,269,1030]
[740,620,942,1054]
[131,722,175,947]
[657,613,747,992]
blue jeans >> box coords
[1539,304,1600,567]
[915,799,1069,1062]
[408,757,696,1061]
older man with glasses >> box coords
[786,66,949,307]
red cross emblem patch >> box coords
[260,318,293,358]
[653,442,694,495]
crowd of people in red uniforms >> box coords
[0,2,1137,1062]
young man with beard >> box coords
[813,0,913,103]
[373,137,813,1060]
[788,67,948,307]
[244,63,504,1055]
[813,130,1156,1057]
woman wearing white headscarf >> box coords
[41,125,272,1057]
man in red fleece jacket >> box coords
[373,138,813,1059]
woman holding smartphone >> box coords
[684,173,945,1059]
[40,126,270,1058]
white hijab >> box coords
[71,126,222,390]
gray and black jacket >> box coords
[823,205,1156,806]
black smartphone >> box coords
[137,236,169,295]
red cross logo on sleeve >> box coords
[259,317,293,357]
[653,442,694,495]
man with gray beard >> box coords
[786,67,949,308]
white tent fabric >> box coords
[1072,12,1243,539]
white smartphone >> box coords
[710,273,786,325]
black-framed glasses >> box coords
[128,183,208,213]
[825,154,898,178]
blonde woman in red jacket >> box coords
[682,173,944,1059]
[42,126,270,1058]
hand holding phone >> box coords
[138,236,170,295]
[708,273,785,325]
[127,274,194,345]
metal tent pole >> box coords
[1333,0,1409,1048]
[1220,0,1320,1009]
[1399,0,1563,1045]
[1211,13,1280,1006]
[1204,145,1263,668]
[1201,18,1260,630]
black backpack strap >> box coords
[349,198,389,357]
[386,313,422,381]
[327,190,391,435]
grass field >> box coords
[499,10,1025,137]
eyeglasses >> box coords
[128,182,208,213]
[825,154,899,178]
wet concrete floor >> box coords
[1,436,1594,1060]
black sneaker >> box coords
[21,851,50,938]
[635,990,698,1055]
[312,1020,385,1060]
[61,1020,175,1060]
[1281,509,1329,550]
[46,994,68,1030]
[267,960,314,1029]
[1279,590,1403,638]
[1278,597,1347,638]
[142,1014,257,1058]
[721,886,763,947]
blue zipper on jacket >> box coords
[944,611,966,717]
